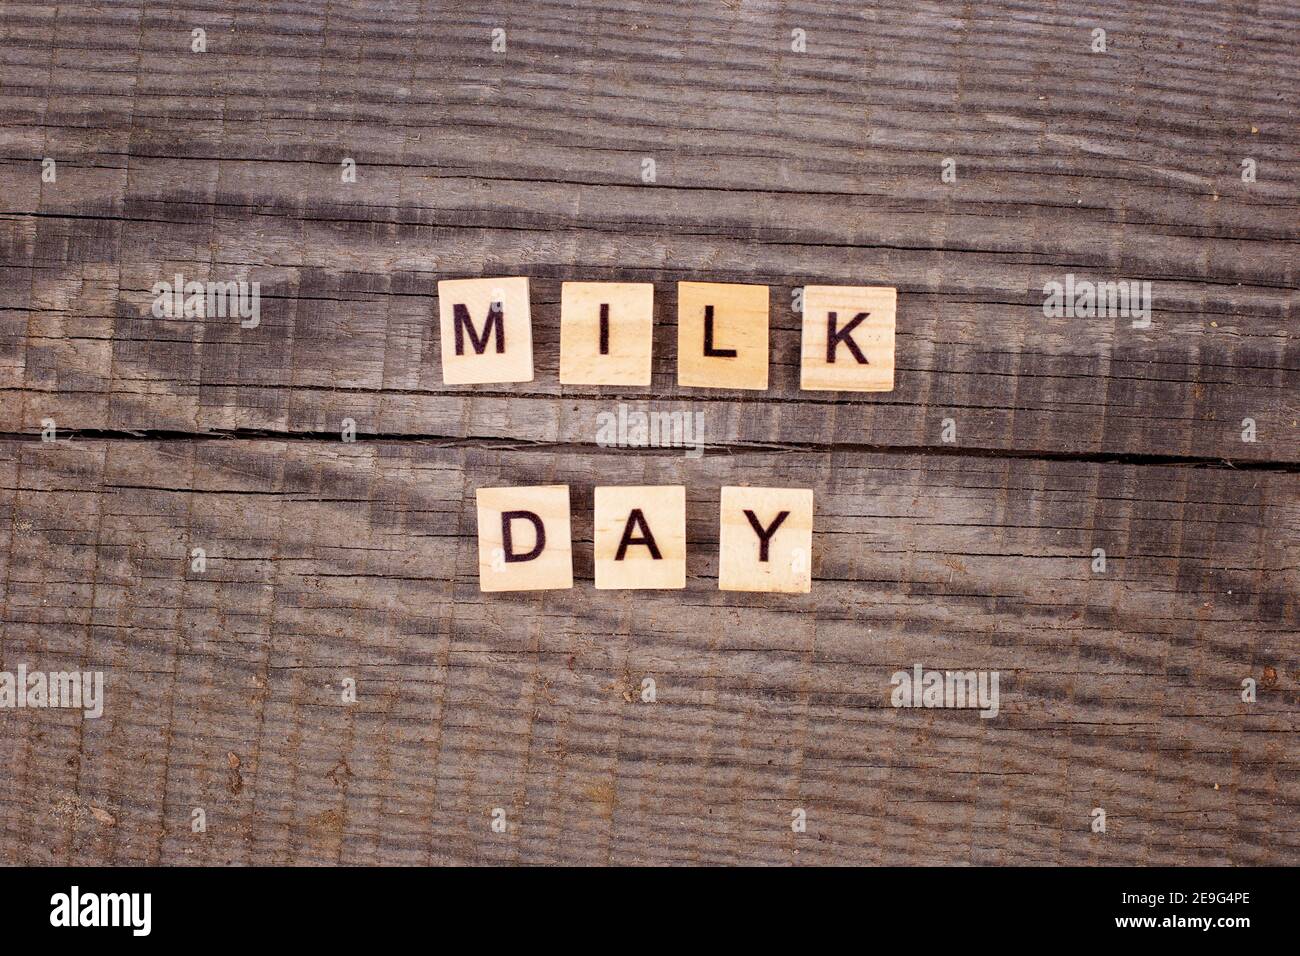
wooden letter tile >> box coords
[476,485,573,591]
[677,281,769,390]
[800,285,896,391]
[438,277,534,384]
[559,282,655,385]
[718,486,813,593]
[593,485,686,589]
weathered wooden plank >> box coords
[0,438,1294,864]
[1,0,1295,461]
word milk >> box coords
[436,278,897,391]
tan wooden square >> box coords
[676,281,769,390]
[559,282,655,386]
[476,485,573,591]
[593,485,686,589]
[438,277,534,384]
[800,285,896,391]
[718,486,813,593]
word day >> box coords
[477,485,814,593]
[439,278,897,391]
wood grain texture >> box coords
[0,0,1296,865]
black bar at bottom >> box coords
[0,865,1282,942]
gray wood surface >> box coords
[0,0,1295,865]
